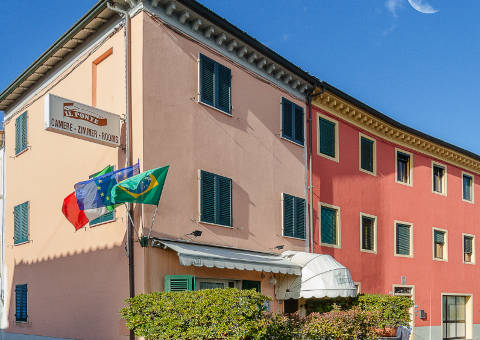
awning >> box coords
[154,240,302,275]
[276,251,356,299]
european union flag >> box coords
[75,163,140,211]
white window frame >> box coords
[358,133,376,176]
[432,227,448,262]
[462,171,474,204]
[432,161,447,196]
[317,112,339,163]
[441,293,473,340]
[359,212,377,254]
[462,233,475,265]
[195,278,240,290]
[395,148,413,187]
[319,202,341,248]
[394,220,414,258]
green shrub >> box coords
[252,312,303,340]
[120,288,269,340]
[358,294,413,329]
[305,296,359,314]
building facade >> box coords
[310,83,480,340]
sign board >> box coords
[44,93,121,147]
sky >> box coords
[0,0,479,154]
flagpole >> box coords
[125,204,141,242]
[147,204,160,239]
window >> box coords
[442,295,468,340]
[433,228,448,261]
[395,150,412,185]
[14,202,29,245]
[199,54,231,114]
[463,234,475,264]
[462,173,474,203]
[200,170,232,227]
[433,162,447,195]
[89,170,114,226]
[15,284,28,322]
[283,193,306,239]
[164,275,195,291]
[360,214,376,253]
[354,282,361,294]
[242,280,261,292]
[317,113,339,162]
[320,204,340,247]
[281,98,304,145]
[359,134,376,175]
[395,222,412,257]
[15,111,28,155]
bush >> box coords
[120,288,269,340]
[252,312,303,340]
[305,296,359,314]
[358,294,413,329]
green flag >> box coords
[111,165,169,205]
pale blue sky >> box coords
[1,0,478,154]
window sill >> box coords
[282,235,305,241]
[433,257,448,262]
[199,220,233,229]
[14,147,29,157]
[280,136,304,148]
[394,253,413,258]
[360,248,377,254]
[14,240,30,246]
[395,179,412,187]
[462,198,474,204]
[432,190,447,197]
[463,260,475,265]
[198,100,232,117]
[359,168,376,176]
[317,152,339,163]
[320,242,340,249]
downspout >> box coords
[106,3,134,340]
[306,85,325,253]
[0,140,5,329]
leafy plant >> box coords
[251,312,303,340]
[358,294,413,329]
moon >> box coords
[407,0,438,14]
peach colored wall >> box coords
[3,12,144,339]
[311,104,480,328]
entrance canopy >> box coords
[277,251,356,299]
[154,239,301,275]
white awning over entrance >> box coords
[154,239,302,275]
[277,251,356,299]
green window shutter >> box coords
[242,280,261,292]
[199,54,215,107]
[14,202,29,245]
[319,117,335,158]
[360,137,374,172]
[321,206,337,245]
[216,175,232,227]
[396,224,410,255]
[15,284,28,322]
[294,197,305,239]
[200,171,215,224]
[164,275,195,292]
[282,98,293,140]
[15,112,27,154]
[464,237,473,254]
[434,230,445,244]
[216,63,231,113]
[283,194,294,237]
[294,104,304,145]
[361,216,374,250]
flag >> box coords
[62,165,113,230]
[111,165,169,205]
[74,163,139,221]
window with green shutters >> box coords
[361,214,376,252]
[360,135,375,174]
[14,202,29,245]
[164,275,195,292]
[321,205,339,246]
[282,193,305,239]
[433,229,447,260]
[395,223,412,257]
[15,284,28,322]
[89,171,114,226]
[318,115,337,160]
[200,170,232,227]
[281,98,304,145]
[463,235,474,263]
[432,163,446,195]
[15,111,28,155]
[462,173,473,202]
[199,54,231,114]
[396,150,412,185]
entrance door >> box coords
[443,296,466,340]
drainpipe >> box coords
[106,2,134,340]
[306,85,325,253]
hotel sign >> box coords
[44,94,120,147]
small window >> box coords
[281,98,304,145]
[320,204,340,247]
[317,113,339,162]
[433,229,447,261]
[14,202,29,245]
[432,163,447,195]
[196,278,239,290]
[360,214,376,253]
[283,193,306,239]
[395,222,412,257]
[164,275,195,292]
[89,170,114,226]
[396,150,412,185]
[242,280,261,292]
[354,282,361,294]
[359,134,376,175]
[15,284,28,322]
[199,54,231,114]
[462,173,474,203]
[15,111,28,155]
[463,235,475,264]
[200,170,232,227]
